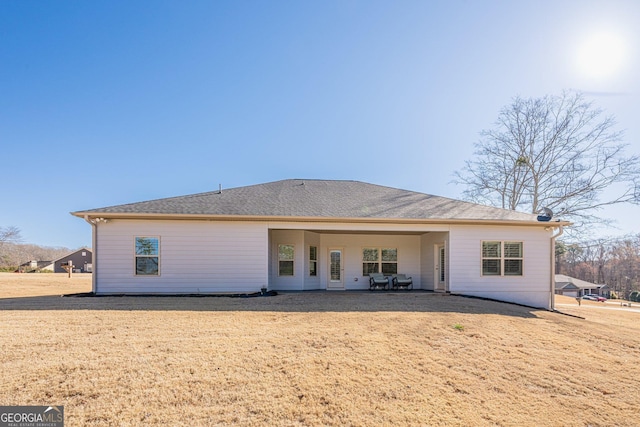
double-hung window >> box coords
[278,244,294,276]
[481,241,523,276]
[362,247,398,276]
[309,246,317,276]
[135,237,159,276]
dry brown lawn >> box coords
[1,273,639,426]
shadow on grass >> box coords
[0,291,542,318]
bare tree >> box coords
[0,226,22,245]
[0,242,73,269]
[556,234,640,298]
[0,226,23,269]
[453,91,640,230]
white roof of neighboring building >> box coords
[555,274,606,290]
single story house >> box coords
[18,260,55,272]
[71,179,568,309]
[18,248,93,273]
[555,274,610,298]
[53,247,93,273]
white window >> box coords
[362,248,398,276]
[278,244,294,276]
[482,241,523,276]
[135,237,159,276]
[309,246,317,276]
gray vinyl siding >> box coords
[53,249,92,273]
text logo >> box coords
[0,406,64,427]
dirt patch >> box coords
[1,273,639,426]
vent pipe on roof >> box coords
[218,184,222,194]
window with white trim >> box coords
[481,241,523,276]
[362,247,398,276]
[309,246,317,276]
[278,244,294,276]
[135,237,159,276]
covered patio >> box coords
[268,225,449,292]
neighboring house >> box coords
[53,248,93,273]
[18,248,93,273]
[72,179,569,309]
[555,274,611,298]
[18,260,54,272]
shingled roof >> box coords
[555,274,605,290]
[72,179,542,222]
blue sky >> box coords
[2,0,639,248]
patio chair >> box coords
[369,273,389,291]
[392,274,413,290]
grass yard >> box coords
[1,273,639,426]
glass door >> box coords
[328,248,344,289]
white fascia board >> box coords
[71,211,571,228]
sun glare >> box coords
[575,31,627,80]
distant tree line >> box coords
[0,226,74,270]
[0,242,74,270]
[556,234,640,299]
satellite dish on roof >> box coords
[537,207,553,222]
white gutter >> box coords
[71,211,570,228]
[83,215,98,294]
[550,225,564,310]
